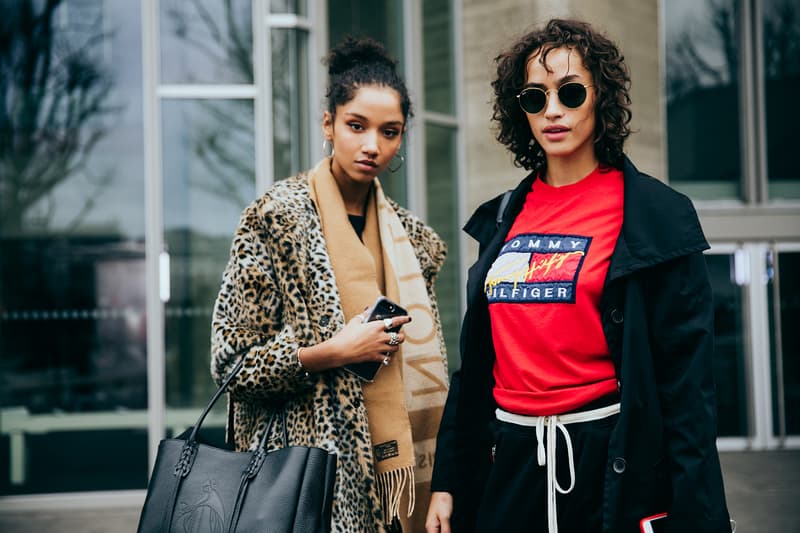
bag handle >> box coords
[161,347,251,531]
[187,347,288,450]
[496,189,513,229]
[164,346,289,532]
[187,349,248,444]
[226,408,291,533]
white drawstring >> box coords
[497,403,621,533]
[534,415,577,532]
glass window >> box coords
[763,0,800,200]
[425,124,460,368]
[160,0,253,84]
[271,0,306,15]
[161,99,255,411]
[706,253,749,437]
[423,0,455,115]
[770,250,800,435]
[272,28,311,180]
[665,0,742,200]
[0,0,147,495]
[328,0,404,69]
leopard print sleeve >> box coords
[210,198,313,402]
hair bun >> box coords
[326,36,396,77]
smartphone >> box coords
[344,296,407,382]
[640,513,668,533]
[641,513,736,533]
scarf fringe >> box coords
[376,465,416,524]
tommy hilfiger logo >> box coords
[485,233,591,304]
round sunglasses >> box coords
[516,82,593,114]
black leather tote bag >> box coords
[137,355,337,533]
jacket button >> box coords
[319,315,330,327]
[612,457,626,474]
[610,309,624,324]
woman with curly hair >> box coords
[211,36,449,532]
[425,19,731,533]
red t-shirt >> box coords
[486,165,623,416]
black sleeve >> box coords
[645,252,731,532]
[430,368,461,492]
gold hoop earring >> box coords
[322,139,334,157]
[389,153,405,173]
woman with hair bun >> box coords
[426,19,731,533]
[211,37,449,532]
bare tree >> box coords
[666,0,799,102]
[0,0,118,235]
[764,0,800,79]
[666,0,737,103]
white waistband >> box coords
[495,402,621,427]
[494,403,621,533]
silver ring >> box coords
[388,332,400,346]
[382,356,390,366]
[383,318,393,330]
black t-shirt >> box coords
[348,214,366,240]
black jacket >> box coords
[431,157,731,533]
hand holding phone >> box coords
[344,296,408,382]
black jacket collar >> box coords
[464,156,709,287]
[608,157,709,280]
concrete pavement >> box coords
[0,450,798,531]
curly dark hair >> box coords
[492,19,632,172]
[324,36,413,123]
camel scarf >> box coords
[308,159,448,531]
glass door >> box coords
[152,0,315,452]
[708,242,800,450]
[0,0,148,495]
[705,246,750,446]
[769,244,800,446]
[156,0,258,440]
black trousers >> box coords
[474,411,618,533]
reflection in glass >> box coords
[328,0,404,70]
[706,254,748,437]
[161,100,256,408]
[425,124,460,370]
[160,0,253,84]
[763,0,800,200]
[423,0,455,115]
[665,0,742,200]
[272,28,310,180]
[0,0,147,495]
[770,252,800,434]
[271,0,306,15]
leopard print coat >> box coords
[210,172,447,533]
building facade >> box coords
[0,0,798,528]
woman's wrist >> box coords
[295,339,339,373]
[296,346,311,377]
